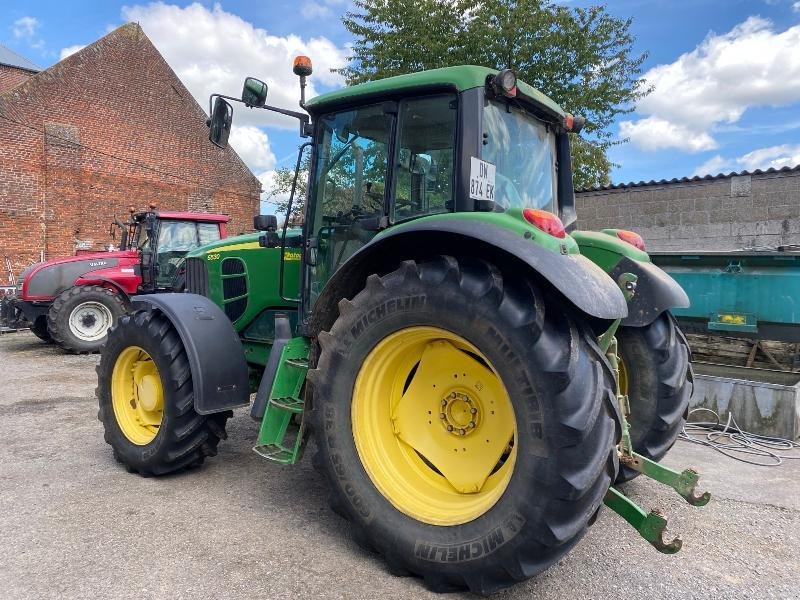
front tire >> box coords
[96,309,230,475]
[309,256,620,594]
[48,285,126,353]
[616,313,692,483]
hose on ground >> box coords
[679,407,800,466]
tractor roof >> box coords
[306,65,565,118]
[153,211,229,222]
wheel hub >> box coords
[352,327,517,526]
[68,301,113,342]
[111,346,164,445]
[439,392,478,436]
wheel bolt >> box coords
[439,413,446,419]
[447,424,454,432]
[449,392,456,399]
[470,407,477,414]
[469,421,475,428]
[459,429,466,435]
[441,399,447,407]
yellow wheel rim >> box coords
[352,327,517,526]
[111,346,164,445]
[618,354,629,396]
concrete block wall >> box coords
[575,169,800,251]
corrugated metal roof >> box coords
[579,164,800,192]
[0,44,40,72]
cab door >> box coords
[305,102,395,305]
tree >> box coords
[338,0,650,189]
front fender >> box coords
[312,214,628,333]
[131,293,249,414]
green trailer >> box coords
[651,250,800,342]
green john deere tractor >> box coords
[96,57,709,594]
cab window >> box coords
[198,222,221,245]
[393,95,457,221]
[308,103,393,303]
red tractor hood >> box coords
[20,250,141,301]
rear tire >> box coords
[30,316,53,342]
[616,313,693,483]
[96,309,230,475]
[309,256,620,594]
[48,285,126,353]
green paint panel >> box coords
[307,65,565,118]
[184,231,302,370]
[650,252,800,332]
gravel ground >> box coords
[1,330,799,599]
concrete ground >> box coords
[1,330,798,600]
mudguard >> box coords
[609,256,689,327]
[131,293,250,414]
[311,218,628,333]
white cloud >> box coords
[12,16,39,39]
[301,0,349,18]
[619,117,718,152]
[693,143,800,176]
[120,2,348,130]
[793,1,800,12]
[59,44,86,60]
[623,17,800,152]
[228,125,276,172]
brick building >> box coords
[0,44,40,94]
[576,166,800,251]
[0,24,260,278]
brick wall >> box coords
[0,64,34,94]
[0,24,260,280]
[575,168,800,251]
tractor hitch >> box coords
[604,487,682,554]
[620,452,711,507]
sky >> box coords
[3,0,800,211]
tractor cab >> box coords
[123,211,228,291]
[209,64,586,326]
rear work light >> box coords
[522,208,566,239]
[615,229,646,251]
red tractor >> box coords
[1,210,229,352]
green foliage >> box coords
[338,0,650,189]
[264,153,310,221]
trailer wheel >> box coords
[616,313,692,483]
[309,256,620,594]
[30,316,53,342]
[48,285,125,353]
[96,309,230,475]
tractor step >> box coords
[253,336,310,466]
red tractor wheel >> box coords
[48,285,126,353]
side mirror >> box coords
[254,214,278,231]
[208,97,233,148]
[242,77,268,108]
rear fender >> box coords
[131,293,250,414]
[609,257,690,327]
[571,231,689,327]
[311,217,628,334]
